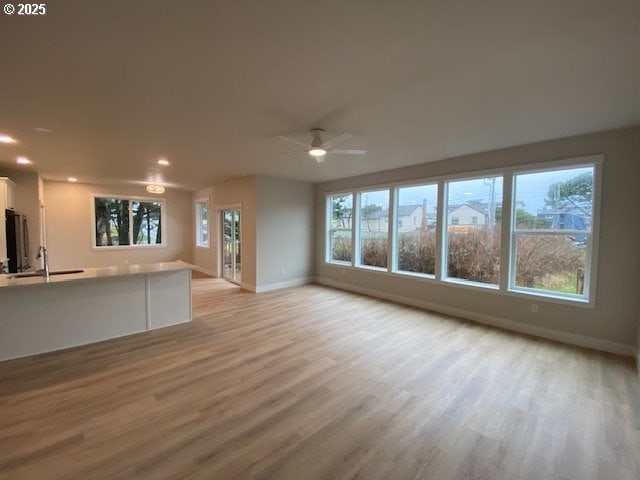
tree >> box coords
[545,172,592,210]
[495,206,551,229]
[332,196,351,228]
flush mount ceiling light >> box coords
[309,148,327,157]
[33,126,52,133]
[16,156,31,165]
[146,183,165,194]
[0,134,17,144]
[157,158,170,166]
[68,177,77,183]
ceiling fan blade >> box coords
[277,135,309,148]
[324,132,352,148]
[271,149,308,155]
[329,149,367,155]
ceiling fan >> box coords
[275,128,367,163]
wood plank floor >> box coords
[1,275,639,479]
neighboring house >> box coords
[537,209,589,231]
[396,205,437,232]
[360,208,388,233]
[360,204,437,233]
[448,204,487,226]
[396,205,421,232]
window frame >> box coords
[90,193,167,250]
[442,173,504,289]
[355,188,391,271]
[195,197,210,249]
[325,192,355,266]
[507,162,600,303]
[392,181,439,279]
[323,154,602,307]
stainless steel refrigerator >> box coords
[5,209,31,273]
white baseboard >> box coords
[192,266,218,277]
[316,277,636,358]
[255,277,314,293]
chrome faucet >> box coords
[37,246,50,278]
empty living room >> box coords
[1,1,639,479]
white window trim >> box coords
[326,192,354,265]
[90,194,167,250]
[355,188,391,270]
[393,182,439,277]
[507,161,600,303]
[195,197,210,249]
[323,154,603,308]
[442,173,503,288]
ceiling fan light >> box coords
[309,148,326,157]
[146,183,165,194]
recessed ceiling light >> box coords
[68,177,78,183]
[33,127,52,133]
[309,148,327,157]
[146,183,165,194]
[157,158,170,166]
[16,156,31,165]
[0,134,17,144]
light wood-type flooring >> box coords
[1,274,639,479]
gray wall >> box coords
[256,175,315,288]
[315,127,640,348]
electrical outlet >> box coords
[531,303,539,313]
[341,268,346,276]
[280,267,285,275]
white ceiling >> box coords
[0,1,639,190]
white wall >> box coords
[43,180,193,270]
[192,176,257,288]
[0,167,42,270]
[256,175,314,290]
[315,127,640,352]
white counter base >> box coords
[0,267,191,361]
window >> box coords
[195,199,209,247]
[93,195,165,248]
[132,201,162,245]
[358,190,390,268]
[511,165,594,298]
[395,183,438,276]
[323,155,600,305]
[445,176,503,285]
[327,193,353,263]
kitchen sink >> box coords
[8,269,84,279]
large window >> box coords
[511,166,594,298]
[195,199,209,247]
[445,176,503,285]
[323,156,600,305]
[358,189,390,268]
[93,195,165,248]
[395,183,438,276]
[327,193,353,263]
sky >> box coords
[352,166,593,215]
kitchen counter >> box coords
[0,261,193,288]
[0,261,193,361]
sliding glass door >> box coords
[222,209,241,283]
